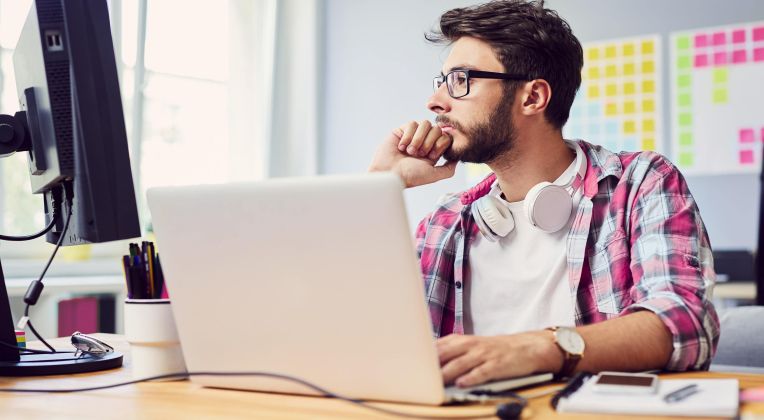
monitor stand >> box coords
[0,257,122,376]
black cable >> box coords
[25,319,55,353]
[0,340,68,355]
[0,370,515,419]
[0,216,57,241]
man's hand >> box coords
[437,332,562,388]
[368,120,457,188]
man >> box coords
[369,0,719,388]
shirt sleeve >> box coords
[623,156,720,371]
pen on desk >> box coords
[663,384,700,403]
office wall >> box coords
[321,0,763,250]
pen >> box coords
[122,255,133,299]
[663,384,700,403]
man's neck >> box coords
[487,129,574,203]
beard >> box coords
[439,91,516,164]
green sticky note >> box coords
[713,88,728,104]
[713,68,728,84]
[679,132,693,146]
[676,36,690,50]
[678,152,694,167]
[678,113,692,126]
[677,55,691,69]
[677,74,692,88]
[678,93,692,107]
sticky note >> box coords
[606,83,618,97]
[642,99,655,113]
[678,113,692,126]
[605,102,618,116]
[641,60,655,74]
[642,138,656,150]
[678,93,692,107]
[694,34,708,48]
[740,150,754,164]
[740,128,755,143]
[679,152,694,166]
[713,68,728,84]
[587,85,600,99]
[678,55,692,69]
[754,47,764,62]
[623,62,635,76]
[732,50,747,64]
[712,31,726,46]
[623,43,635,56]
[587,47,600,61]
[713,88,728,104]
[643,119,655,133]
[694,54,708,68]
[605,45,617,58]
[713,51,727,66]
[677,74,692,88]
[588,66,600,79]
[605,64,618,78]
[624,82,636,95]
[754,26,764,42]
[642,80,655,93]
[676,36,690,50]
[679,132,693,146]
[624,101,636,114]
[641,40,654,55]
[624,120,636,134]
[732,29,746,43]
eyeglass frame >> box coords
[433,69,531,99]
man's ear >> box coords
[520,79,552,116]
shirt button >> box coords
[455,281,463,289]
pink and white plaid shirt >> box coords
[416,140,719,371]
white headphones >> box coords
[471,141,586,242]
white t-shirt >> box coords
[464,156,582,336]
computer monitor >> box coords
[0,0,140,375]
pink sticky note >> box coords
[694,34,708,48]
[740,150,754,164]
[732,29,746,43]
[712,31,726,46]
[694,54,709,68]
[732,50,747,64]
[740,128,755,143]
[713,51,727,66]
[755,47,764,62]
[754,26,764,42]
[741,386,764,402]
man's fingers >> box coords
[397,121,419,151]
[428,135,453,161]
[455,361,497,388]
[420,125,442,157]
[441,351,483,385]
[407,120,432,156]
[437,334,473,365]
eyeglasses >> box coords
[433,69,530,99]
[71,331,114,358]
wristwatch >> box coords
[548,326,585,379]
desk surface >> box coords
[1,334,763,419]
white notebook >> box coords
[557,378,739,417]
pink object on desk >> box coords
[741,386,764,402]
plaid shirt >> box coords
[416,140,719,371]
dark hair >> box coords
[426,0,583,130]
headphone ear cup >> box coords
[524,182,573,233]
[471,195,515,241]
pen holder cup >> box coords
[124,299,187,380]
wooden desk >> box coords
[2,334,763,419]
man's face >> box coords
[428,37,518,164]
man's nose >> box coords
[427,84,452,114]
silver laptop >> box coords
[147,173,551,405]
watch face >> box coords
[556,328,585,355]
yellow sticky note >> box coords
[606,83,618,96]
[642,119,655,133]
[588,66,600,79]
[587,47,600,61]
[605,44,617,59]
[642,80,655,93]
[641,40,655,55]
[624,120,636,134]
[605,64,617,78]
[605,102,618,116]
[642,99,655,113]
[624,101,636,114]
[624,82,636,95]
[713,68,728,84]
[641,60,655,74]
[623,62,635,76]
[587,85,600,99]
[623,43,635,57]
[713,88,728,103]
[642,138,656,150]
